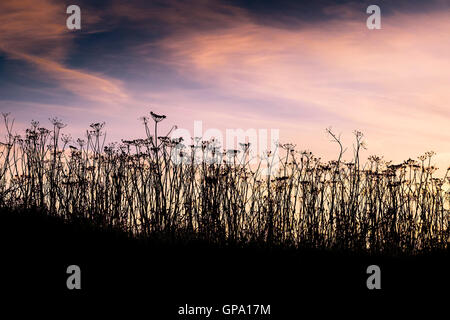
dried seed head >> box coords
[150,111,166,123]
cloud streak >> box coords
[0,0,128,105]
[0,0,448,174]
[135,7,449,172]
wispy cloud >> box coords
[0,0,127,104]
[0,0,448,173]
[143,8,450,170]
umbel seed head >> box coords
[150,111,166,123]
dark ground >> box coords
[1,207,448,317]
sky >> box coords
[0,0,449,175]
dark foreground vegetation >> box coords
[0,112,448,254]
[0,112,448,315]
[1,206,448,315]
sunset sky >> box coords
[0,0,449,174]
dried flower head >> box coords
[150,111,166,123]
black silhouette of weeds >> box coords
[0,112,448,255]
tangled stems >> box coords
[0,112,448,254]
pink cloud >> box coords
[1,1,448,175]
[145,10,450,173]
[0,0,128,104]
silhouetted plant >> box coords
[0,112,448,254]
